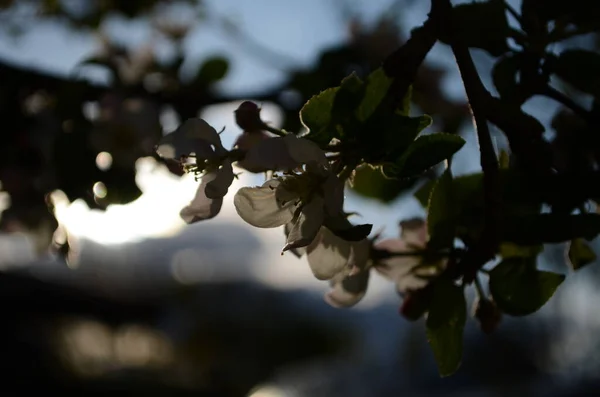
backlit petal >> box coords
[306,227,352,280]
[284,135,327,165]
[325,268,370,308]
[283,196,324,252]
[240,137,298,173]
[179,173,222,223]
[234,180,296,228]
[205,159,234,199]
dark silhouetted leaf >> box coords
[553,50,600,95]
[355,67,395,122]
[492,54,522,101]
[439,0,510,56]
[350,165,416,203]
[300,87,339,145]
[383,133,465,178]
[568,238,596,270]
[489,257,565,316]
[502,213,600,244]
[499,242,543,259]
[426,280,466,377]
[427,170,457,250]
[196,57,229,84]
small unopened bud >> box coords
[399,286,432,321]
[235,101,266,133]
[473,297,502,334]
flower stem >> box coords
[264,125,286,137]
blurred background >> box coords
[0,0,600,396]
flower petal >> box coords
[234,180,296,228]
[180,118,224,152]
[239,137,299,173]
[234,131,269,151]
[205,159,234,199]
[325,268,370,308]
[322,173,345,217]
[284,135,327,165]
[373,237,424,294]
[283,196,324,252]
[179,173,223,223]
[399,218,428,249]
[306,227,352,280]
[284,222,306,258]
[348,239,371,271]
[156,119,222,160]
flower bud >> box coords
[473,297,502,334]
[399,286,432,321]
[235,101,266,133]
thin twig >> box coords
[433,0,500,282]
[263,125,286,137]
[504,1,522,25]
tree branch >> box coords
[432,0,500,282]
[541,85,596,125]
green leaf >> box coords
[439,0,510,56]
[196,57,229,84]
[499,242,543,259]
[489,257,565,316]
[300,87,339,145]
[492,54,522,101]
[568,238,596,270]
[350,164,417,203]
[426,280,466,377]
[427,170,457,250]
[355,67,395,122]
[383,133,465,178]
[553,50,600,95]
[415,180,436,208]
[502,213,600,245]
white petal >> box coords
[239,137,299,173]
[306,227,352,280]
[396,273,429,295]
[348,239,371,271]
[179,118,224,152]
[322,173,345,217]
[234,131,269,151]
[284,135,327,165]
[156,121,218,160]
[284,222,306,258]
[205,159,234,199]
[234,180,296,228]
[325,268,370,308]
[179,174,222,223]
[399,218,428,249]
[283,196,324,252]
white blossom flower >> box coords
[156,118,225,162]
[374,218,445,295]
[156,118,233,224]
[180,172,223,223]
[318,235,372,307]
[234,162,347,253]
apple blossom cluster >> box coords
[155,101,446,311]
